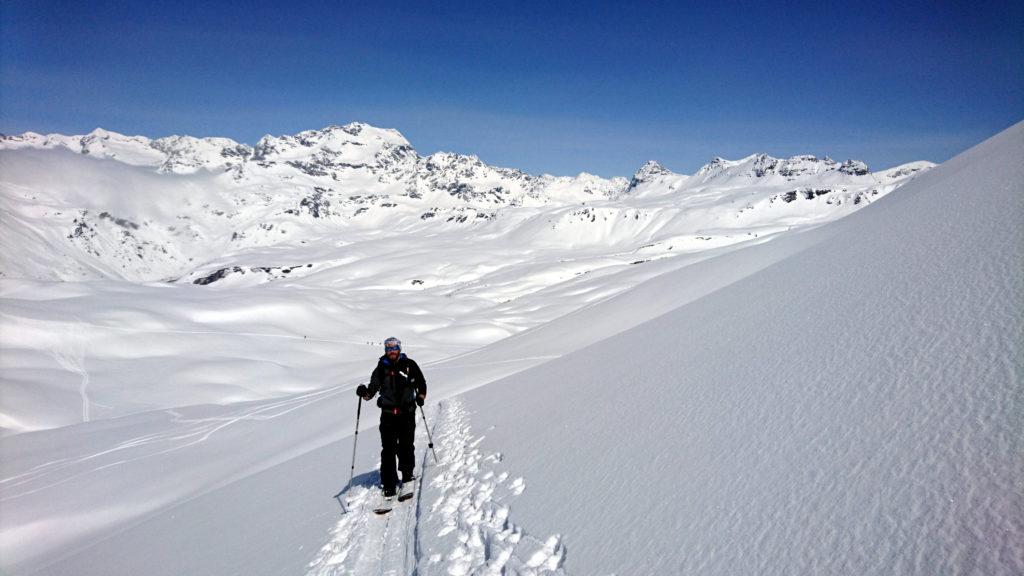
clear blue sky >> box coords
[2,0,1021,177]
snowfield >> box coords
[455,123,1023,574]
[0,122,930,434]
[0,121,1021,575]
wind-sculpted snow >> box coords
[454,121,1024,574]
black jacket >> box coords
[367,354,426,413]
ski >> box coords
[373,491,395,515]
[397,479,415,502]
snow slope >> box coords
[455,121,1024,574]
[0,122,1018,575]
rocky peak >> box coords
[694,153,869,182]
[635,160,671,178]
[67,129,163,166]
[79,129,152,152]
[150,135,252,174]
[744,154,777,177]
[696,156,730,177]
[0,132,55,149]
[838,159,869,176]
[252,123,410,166]
[627,160,673,190]
[306,122,409,147]
[881,161,934,179]
[777,155,832,178]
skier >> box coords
[357,337,427,501]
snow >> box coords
[0,123,927,432]
[454,121,1024,574]
[308,398,565,575]
[0,120,1020,575]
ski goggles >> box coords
[385,345,401,352]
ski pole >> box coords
[349,396,363,487]
[334,395,363,513]
[418,402,438,465]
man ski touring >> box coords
[357,337,427,501]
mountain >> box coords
[0,122,934,432]
[0,121,1017,576]
[1,122,930,285]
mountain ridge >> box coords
[1,122,934,284]
[2,121,930,183]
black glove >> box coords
[416,394,425,407]
[356,384,367,398]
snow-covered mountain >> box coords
[1,122,930,286]
[0,121,1018,576]
[0,122,936,433]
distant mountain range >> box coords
[0,122,933,283]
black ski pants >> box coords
[379,410,416,491]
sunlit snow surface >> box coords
[0,122,1021,575]
[0,124,929,434]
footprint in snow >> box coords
[306,397,566,575]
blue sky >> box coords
[2,0,1021,177]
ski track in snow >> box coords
[48,321,92,423]
[307,398,566,576]
[0,310,402,347]
[0,384,348,496]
